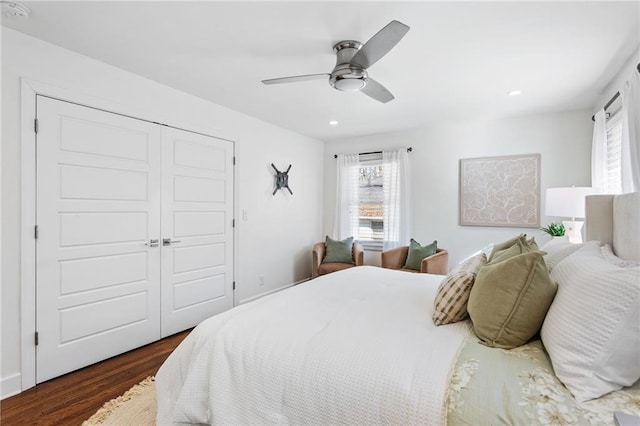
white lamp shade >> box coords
[545,187,597,219]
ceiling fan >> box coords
[261,20,410,103]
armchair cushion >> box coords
[404,239,438,270]
[322,236,354,264]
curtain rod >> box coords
[591,62,640,122]
[334,147,412,159]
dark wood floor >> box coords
[0,330,190,425]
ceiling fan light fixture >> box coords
[329,65,368,92]
[333,77,367,92]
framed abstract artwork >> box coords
[459,154,541,227]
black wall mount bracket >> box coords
[272,163,293,196]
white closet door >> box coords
[160,127,234,337]
[36,96,162,383]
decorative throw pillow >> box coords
[488,239,538,264]
[404,239,437,270]
[467,251,557,349]
[540,236,584,271]
[601,243,640,268]
[488,243,519,264]
[541,242,640,402]
[432,253,487,326]
[322,236,354,264]
[525,236,539,250]
[488,234,526,261]
[457,252,488,273]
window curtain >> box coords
[382,149,412,250]
[333,153,360,240]
[620,69,640,192]
[591,109,607,192]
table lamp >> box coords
[545,187,597,243]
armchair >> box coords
[381,246,449,275]
[312,241,364,278]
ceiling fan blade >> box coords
[350,20,410,69]
[361,78,395,103]
[261,73,329,85]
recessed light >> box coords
[508,90,522,96]
[329,120,339,126]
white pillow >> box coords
[601,244,640,268]
[541,241,640,402]
[540,236,585,271]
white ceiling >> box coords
[3,1,639,141]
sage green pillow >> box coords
[467,251,557,349]
[322,236,354,264]
[488,234,526,261]
[403,239,437,270]
[526,236,539,251]
[488,240,523,264]
[489,239,537,264]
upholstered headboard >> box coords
[585,192,640,261]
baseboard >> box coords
[1,373,22,399]
[239,277,310,305]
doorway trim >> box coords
[20,78,238,391]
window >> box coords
[592,69,639,194]
[334,149,410,251]
[358,160,383,245]
[605,111,623,194]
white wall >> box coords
[1,28,323,395]
[323,110,593,266]
[593,48,639,114]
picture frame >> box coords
[459,154,541,227]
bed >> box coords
[156,193,640,425]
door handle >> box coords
[145,239,159,247]
[163,238,182,246]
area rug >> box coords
[83,376,156,425]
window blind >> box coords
[358,154,384,248]
[605,111,623,194]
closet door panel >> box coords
[160,127,234,337]
[36,96,162,383]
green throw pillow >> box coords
[489,239,537,264]
[526,236,539,251]
[322,236,354,264]
[467,251,557,349]
[403,239,438,270]
[488,234,526,261]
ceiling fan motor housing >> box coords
[330,40,368,92]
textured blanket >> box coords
[156,266,470,425]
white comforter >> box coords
[156,266,471,425]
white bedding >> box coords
[156,266,471,425]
